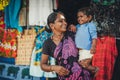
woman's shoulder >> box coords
[43,37,52,45]
[65,30,75,40]
[66,30,75,36]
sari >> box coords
[53,34,91,80]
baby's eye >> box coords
[77,16,82,18]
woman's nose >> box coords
[63,20,67,25]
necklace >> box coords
[52,34,63,41]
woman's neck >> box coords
[52,33,64,41]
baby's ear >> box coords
[88,15,92,21]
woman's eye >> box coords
[58,20,63,22]
[58,20,66,23]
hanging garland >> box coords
[0,0,9,10]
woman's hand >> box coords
[52,65,70,76]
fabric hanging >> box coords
[30,26,57,78]
[112,38,120,80]
[92,36,118,80]
[0,57,15,64]
[0,17,5,28]
[0,11,5,29]
[30,47,57,78]
[4,0,22,32]
[29,0,57,26]
[19,0,28,26]
[15,28,36,65]
[0,29,18,58]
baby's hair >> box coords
[78,7,93,17]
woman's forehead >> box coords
[57,13,65,19]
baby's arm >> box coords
[89,22,97,54]
[68,24,76,32]
[90,38,97,54]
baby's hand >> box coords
[68,24,76,32]
[90,47,96,54]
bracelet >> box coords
[50,65,53,71]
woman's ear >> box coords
[49,23,54,30]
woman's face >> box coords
[77,11,90,25]
[51,13,67,33]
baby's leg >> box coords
[79,58,98,72]
[79,58,99,77]
[79,58,91,68]
[85,58,99,77]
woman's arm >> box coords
[40,54,52,72]
[40,54,70,76]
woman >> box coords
[40,11,91,80]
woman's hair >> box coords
[77,7,93,17]
[45,11,64,33]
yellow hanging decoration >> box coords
[0,0,9,10]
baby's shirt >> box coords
[75,22,97,50]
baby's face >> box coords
[77,12,90,24]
